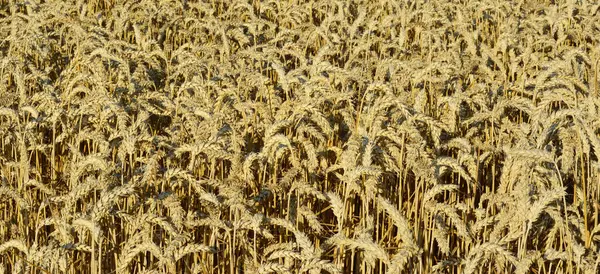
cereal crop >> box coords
[1,0,600,273]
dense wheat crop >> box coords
[1,0,600,273]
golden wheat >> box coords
[1,0,600,273]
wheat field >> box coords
[1,0,600,273]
